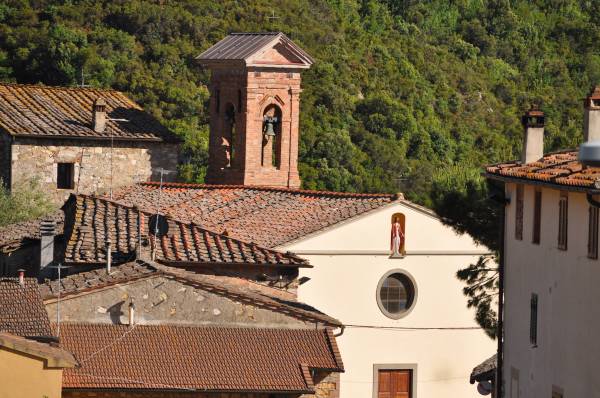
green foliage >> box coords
[0,179,55,227]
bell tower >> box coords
[197,32,313,188]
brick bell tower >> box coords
[197,32,313,188]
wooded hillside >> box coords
[1,0,597,224]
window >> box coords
[57,163,74,189]
[532,190,542,244]
[215,89,220,114]
[530,293,538,347]
[376,270,417,319]
[377,369,412,398]
[589,206,599,259]
[558,192,568,250]
[515,184,524,240]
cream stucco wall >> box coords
[282,201,495,398]
[503,183,600,397]
[0,346,64,398]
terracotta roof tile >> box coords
[0,211,63,251]
[62,194,309,267]
[0,277,52,337]
[0,83,178,142]
[59,323,343,392]
[485,150,600,190]
[111,182,398,247]
[470,353,496,384]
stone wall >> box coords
[45,275,310,328]
[301,372,340,398]
[9,137,179,203]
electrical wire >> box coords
[74,372,197,392]
[342,323,482,331]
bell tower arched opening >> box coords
[224,103,236,168]
[262,105,282,168]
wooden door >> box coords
[378,369,411,398]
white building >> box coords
[485,89,600,398]
[281,197,495,398]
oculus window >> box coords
[376,270,417,319]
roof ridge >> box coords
[0,81,122,93]
[138,182,399,199]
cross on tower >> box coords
[266,9,279,23]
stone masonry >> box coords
[9,137,178,203]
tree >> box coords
[0,179,55,227]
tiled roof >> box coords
[197,32,313,66]
[0,211,64,252]
[485,150,600,190]
[0,277,52,337]
[0,332,76,368]
[60,323,343,392]
[111,182,398,248]
[40,260,340,326]
[0,83,178,142]
[470,353,497,384]
[63,194,309,266]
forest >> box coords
[2,0,600,334]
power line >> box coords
[342,323,482,331]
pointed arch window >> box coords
[262,104,282,168]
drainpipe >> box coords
[106,239,112,274]
[496,190,507,398]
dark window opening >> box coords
[238,89,242,112]
[57,163,74,189]
[515,184,524,240]
[589,206,599,259]
[530,293,538,347]
[215,89,221,114]
[558,192,568,250]
[533,190,542,244]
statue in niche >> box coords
[390,214,405,257]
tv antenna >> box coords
[48,263,70,338]
[150,168,175,260]
[78,68,90,88]
[266,9,279,23]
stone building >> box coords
[197,32,313,188]
[0,83,180,203]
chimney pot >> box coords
[128,299,136,327]
[39,220,56,279]
[17,269,25,286]
[92,98,107,133]
[106,239,112,274]
[584,86,600,142]
[521,105,545,164]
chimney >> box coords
[584,86,600,142]
[106,239,112,274]
[17,269,25,287]
[92,98,107,133]
[521,105,545,164]
[39,220,55,278]
[128,299,136,327]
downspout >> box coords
[586,192,600,208]
[496,188,508,398]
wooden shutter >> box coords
[378,369,411,398]
[558,192,568,250]
[530,293,538,346]
[588,206,599,259]
[515,184,524,240]
[532,190,542,244]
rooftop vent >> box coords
[92,98,107,133]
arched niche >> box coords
[261,104,282,168]
[224,103,236,167]
[390,213,406,257]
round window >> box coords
[376,270,417,319]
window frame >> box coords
[588,205,599,259]
[56,162,75,190]
[532,190,542,244]
[515,184,524,240]
[558,192,568,250]
[376,269,417,320]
